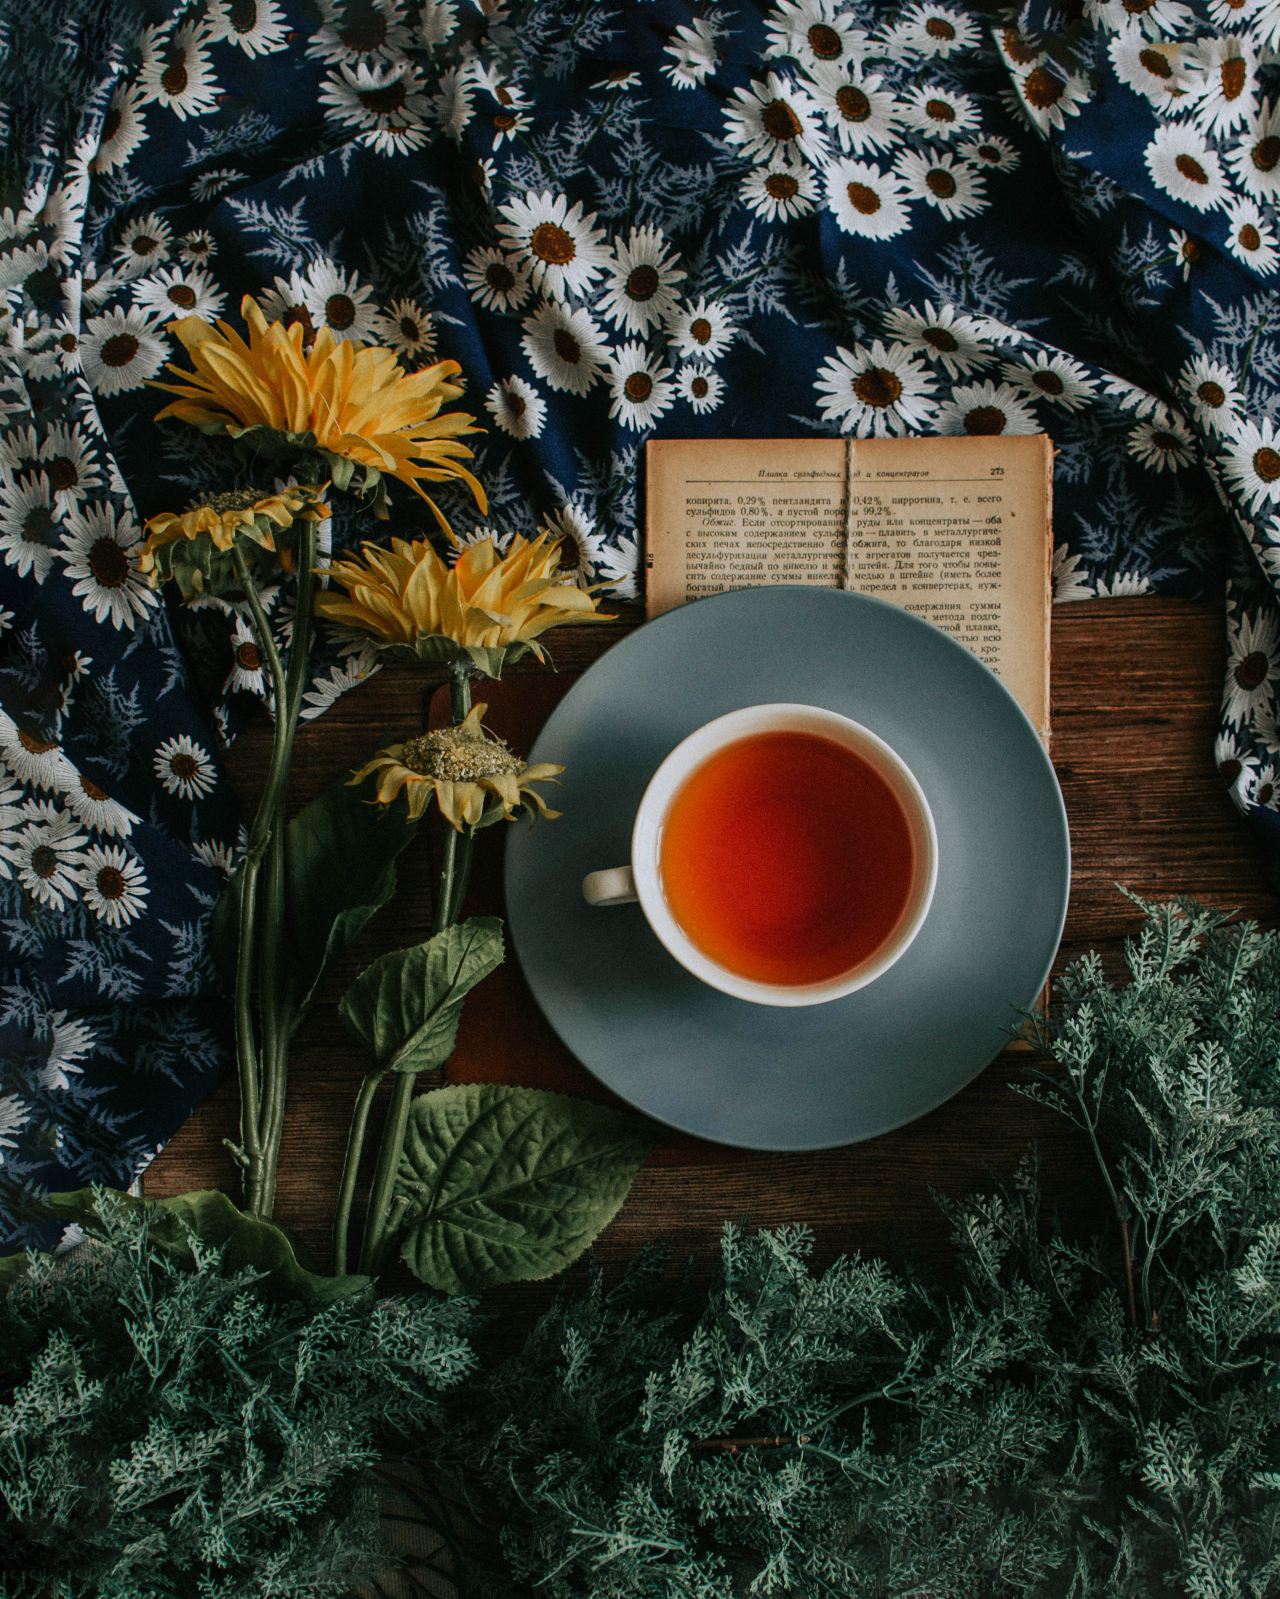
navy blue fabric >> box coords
[2,0,1277,1243]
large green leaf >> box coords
[41,1188,370,1305]
[211,772,418,1017]
[339,918,504,1076]
[395,1085,653,1294]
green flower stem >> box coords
[332,1069,382,1276]
[359,666,473,1275]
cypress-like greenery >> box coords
[0,1193,476,1598]
[438,901,1280,1598]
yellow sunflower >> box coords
[151,295,486,524]
[352,704,563,831]
[139,485,329,600]
[314,529,610,677]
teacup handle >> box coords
[582,866,637,906]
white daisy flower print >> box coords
[900,85,980,141]
[598,226,685,337]
[0,472,63,583]
[0,423,40,478]
[154,734,217,801]
[1004,351,1098,411]
[667,298,735,362]
[881,301,992,378]
[663,17,722,89]
[895,148,987,219]
[764,0,867,70]
[15,799,86,911]
[521,301,608,395]
[80,308,168,397]
[1221,416,1280,515]
[114,213,172,276]
[463,245,532,312]
[318,60,431,154]
[301,657,379,721]
[40,1009,96,1091]
[1011,63,1090,133]
[607,343,677,433]
[38,424,103,511]
[814,340,939,436]
[179,228,216,265]
[1178,356,1241,436]
[378,297,435,359]
[1214,726,1254,788]
[1144,124,1226,211]
[936,379,1039,436]
[306,0,412,64]
[893,3,980,57]
[132,263,227,322]
[722,72,828,166]
[496,190,609,302]
[596,534,641,601]
[825,158,910,239]
[0,715,76,793]
[59,501,157,631]
[92,82,147,174]
[1128,411,1196,472]
[205,0,289,56]
[62,770,136,838]
[806,64,900,156]
[742,159,819,220]
[0,1093,28,1158]
[960,134,1020,172]
[1186,35,1257,137]
[1089,0,1196,35]
[225,618,268,698]
[137,21,220,120]
[299,258,383,342]
[1228,98,1280,200]
[678,365,725,414]
[1053,542,1093,602]
[540,502,607,588]
[485,376,546,440]
[1108,36,1196,110]
[0,768,23,880]
[193,836,242,877]
[1225,608,1280,724]
[1224,199,1279,274]
[451,524,515,559]
[78,844,149,928]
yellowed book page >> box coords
[645,435,1052,738]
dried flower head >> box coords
[139,484,329,600]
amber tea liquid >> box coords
[657,730,917,987]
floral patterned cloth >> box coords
[2,0,1278,1244]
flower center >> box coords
[1002,28,1039,64]
[1175,153,1208,185]
[1260,782,1275,806]
[231,0,258,30]
[1151,430,1181,452]
[1023,67,1063,109]
[691,376,709,398]
[1239,223,1262,251]
[326,293,356,329]
[97,865,127,899]
[1181,237,1200,263]
[925,97,955,122]
[761,99,802,140]
[846,181,881,214]
[1254,446,1280,482]
[965,405,1006,435]
[854,367,901,407]
[1236,650,1268,689]
[624,371,653,402]
[765,172,799,200]
[101,333,140,368]
[1221,57,1246,99]
[486,260,516,292]
[340,15,387,50]
[556,538,581,570]
[167,284,197,309]
[1139,47,1173,79]
[922,327,958,352]
[1033,370,1064,395]
[19,729,57,754]
[400,315,421,341]
[977,142,1000,161]
[160,62,189,96]
[236,641,262,670]
[46,456,77,491]
[400,727,523,781]
[807,23,842,58]
[282,305,316,346]
[31,845,57,879]
[1197,380,1226,407]
[926,16,956,38]
[1220,757,1242,785]
[22,505,59,547]
[1124,0,1155,12]
[89,537,129,587]
[102,107,122,142]
[925,168,956,198]
[1253,136,1280,173]
[689,316,713,344]
[493,111,518,131]
[836,85,871,122]
[170,752,199,779]
[626,264,660,301]
[60,333,78,352]
[361,80,407,114]
[530,222,576,266]
[80,774,108,801]
[553,328,581,363]
[506,391,526,417]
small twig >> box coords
[691,1434,811,1455]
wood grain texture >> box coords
[145,595,1275,1321]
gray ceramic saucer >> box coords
[504,586,1069,1150]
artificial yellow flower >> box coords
[314,529,610,677]
[352,704,564,831]
[151,295,486,523]
[139,484,331,599]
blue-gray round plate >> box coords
[504,586,1069,1150]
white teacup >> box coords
[581,703,938,1007]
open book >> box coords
[644,435,1053,742]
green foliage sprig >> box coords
[0,1190,476,1599]
[432,900,1280,1598]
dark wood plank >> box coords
[145,595,1275,1310]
